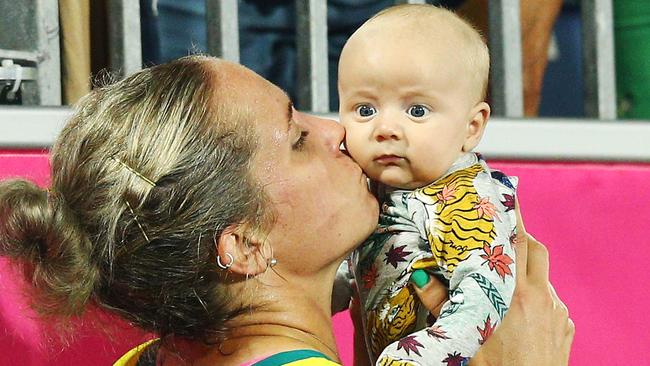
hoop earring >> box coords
[266,244,277,268]
[217,253,234,269]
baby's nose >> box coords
[373,120,403,142]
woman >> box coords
[0,56,573,365]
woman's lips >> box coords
[374,154,403,165]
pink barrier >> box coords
[1,150,649,365]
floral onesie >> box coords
[350,152,518,365]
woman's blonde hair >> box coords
[0,55,269,342]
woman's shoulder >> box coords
[113,338,160,366]
[115,342,341,366]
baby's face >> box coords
[338,27,477,189]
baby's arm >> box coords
[375,248,515,365]
[375,173,517,364]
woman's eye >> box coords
[407,105,429,118]
[292,130,309,151]
[356,104,377,117]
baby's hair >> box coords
[369,4,490,103]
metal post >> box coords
[488,0,523,117]
[0,0,61,105]
[34,0,61,105]
[108,0,142,78]
[295,0,329,113]
[581,0,617,119]
[206,0,240,63]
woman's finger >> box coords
[514,197,527,238]
[567,318,576,338]
[410,269,448,317]
[526,235,550,285]
[548,283,573,338]
[548,283,568,314]
[513,198,529,284]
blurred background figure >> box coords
[613,0,650,119]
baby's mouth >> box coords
[374,154,403,165]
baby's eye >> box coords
[407,105,430,118]
[356,104,377,117]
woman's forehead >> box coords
[209,61,290,126]
[219,64,291,133]
[211,63,259,93]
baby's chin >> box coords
[368,171,424,190]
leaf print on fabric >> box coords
[396,335,424,357]
[436,183,457,204]
[474,196,498,220]
[442,351,470,366]
[480,243,514,280]
[469,273,509,319]
[501,193,515,212]
[384,244,412,269]
[362,265,378,290]
[426,325,451,341]
[477,315,497,345]
[491,170,515,190]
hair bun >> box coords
[0,179,50,262]
[0,179,98,318]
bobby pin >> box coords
[110,156,157,187]
[124,200,151,243]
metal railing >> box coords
[1,0,648,162]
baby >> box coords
[337,4,518,365]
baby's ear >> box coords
[462,102,491,152]
[216,225,269,276]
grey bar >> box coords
[0,107,70,148]
[0,63,38,80]
[0,49,39,63]
[295,0,329,113]
[5,107,650,162]
[488,0,523,117]
[581,0,617,119]
[206,0,240,63]
[108,0,142,78]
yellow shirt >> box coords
[114,341,341,366]
[113,339,158,366]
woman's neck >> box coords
[224,270,341,362]
[159,267,342,365]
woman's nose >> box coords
[306,114,345,154]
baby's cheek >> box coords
[342,132,364,160]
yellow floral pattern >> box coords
[412,164,496,273]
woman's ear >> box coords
[462,101,491,152]
[216,225,269,276]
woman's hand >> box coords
[412,202,575,365]
[470,230,575,366]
